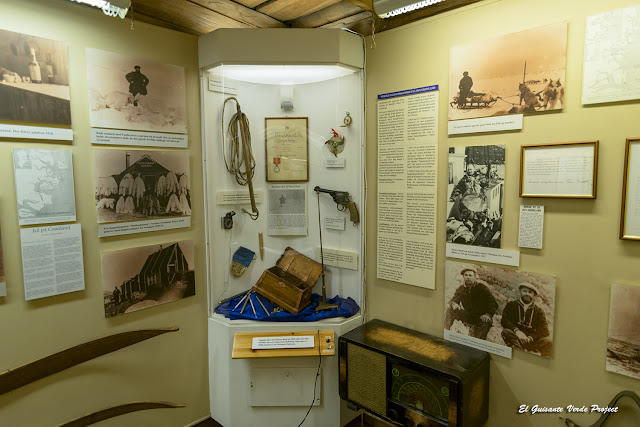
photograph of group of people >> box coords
[447,145,505,247]
[445,261,556,358]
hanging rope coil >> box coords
[221,97,259,220]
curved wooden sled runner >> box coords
[560,390,640,427]
[0,327,179,395]
[57,401,186,427]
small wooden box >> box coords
[253,247,322,314]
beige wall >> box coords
[365,0,640,425]
[0,1,209,426]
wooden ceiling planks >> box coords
[233,0,269,8]
[132,0,252,35]
[189,0,286,28]
[321,11,373,29]
[132,11,203,36]
[257,0,343,22]
[128,0,484,38]
[288,1,364,28]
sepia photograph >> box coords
[606,283,640,379]
[0,28,70,125]
[86,48,187,133]
[13,148,76,226]
[445,260,556,358]
[94,149,190,224]
[449,22,567,121]
[0,224,4,283]
[102,240,195,318]
[447,145,505,247]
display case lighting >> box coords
[67,0,130,19]
[208,65,357,86]
[374,0,447,18]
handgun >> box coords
[314,186,359,225]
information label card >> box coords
[518,205,544,249]
[252,336,315,350]
[377,85,438,289]
[448,114,523,135]
[20,224,85,301]
[446,243,520,267]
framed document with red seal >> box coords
[265,117,308,182]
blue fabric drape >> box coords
[215,292,360,322]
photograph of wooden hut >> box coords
[0,28,71,126]
[94,149,190,224]
[102,240,195,318]
[0,224,5,295]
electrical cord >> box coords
[296,330,322,427]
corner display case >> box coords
[199,29,365,426]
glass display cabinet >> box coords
[199,29,365,426]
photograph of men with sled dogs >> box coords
[86,48,187,134]
[449,22,567,121]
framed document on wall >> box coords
[265,117,309,182]
[520,141,598,199]
[621,138,640,240]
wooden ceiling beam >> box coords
[257,0,343,22]
[381,0,484,32]
[131,11,203,36]
[233,0,269,8]
[326,0,485,37]
[188,0,286,28]
[344,0,373,12]
[288,2,364,28]
[132,0,252,35]
[321,11,372,29]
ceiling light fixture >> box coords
[374,0,447,18]
[67,0,131,19]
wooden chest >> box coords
[252,247,323,314]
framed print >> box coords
[620,138,640,240]
[520,141,598,198]
[265,117,308,182]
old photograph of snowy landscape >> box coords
[86,48,186,134]
[449,22,567,121]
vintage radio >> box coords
[339,319,489,427]
[252,247,322,314]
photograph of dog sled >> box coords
[94,149,190,224]
[449,22,567,121]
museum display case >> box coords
[199,28,365,426]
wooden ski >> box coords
[57,401,186,427]
[0,327,179,395]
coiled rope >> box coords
[221,97,259,220]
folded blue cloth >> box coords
[215,292,360,322]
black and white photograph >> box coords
[449,22,567,121]
[0,28,70,125]
[267,184,307,236]
[268,187,306,216]
[606,283,640,379]
[445,260,556,358]
[447,145,505,247]
[102,240,195,318]
[0,223,5,294]
[86,48,187,134]
[13,148,76,226]
[94,149,190,224]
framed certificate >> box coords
[520,141,598,198]
[265,117,309,182]
[620,138,640,240]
